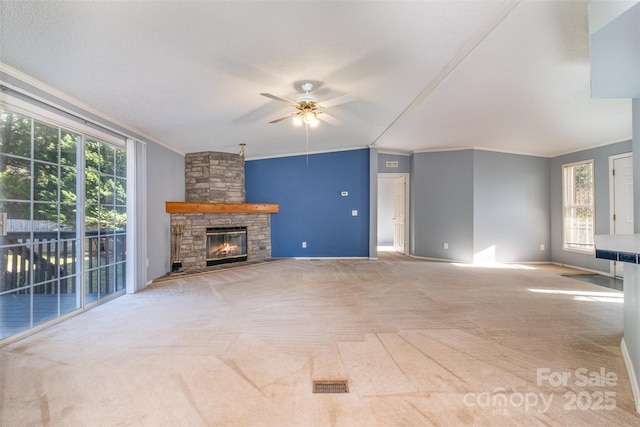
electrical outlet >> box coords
[443,242,448,249]
[302,242,307,248]
[540,244,545,251]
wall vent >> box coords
[385,161,399,168]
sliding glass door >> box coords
[0,106,127,340]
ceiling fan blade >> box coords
[317,112,342,126]
[268,112,297,123]
[319,93,357,108]
[260,93,297,105]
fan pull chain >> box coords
[305,124,309,165]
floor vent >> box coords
[313,380,349,393]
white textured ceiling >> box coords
[0,0,632,159]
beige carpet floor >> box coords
[1,254,640,426]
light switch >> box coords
[352,210,358,216]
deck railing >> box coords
[1,231,125,295]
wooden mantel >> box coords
[165,201,279,214]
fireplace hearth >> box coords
[206,226,247,266]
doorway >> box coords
[377,173,409,254]
[609,153,633,278]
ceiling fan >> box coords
[261,83,357,127]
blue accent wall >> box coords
[246,149,370,257]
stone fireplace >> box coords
[166,152,278,274]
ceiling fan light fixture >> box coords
[261,82,356,128]
[303,110,318,126]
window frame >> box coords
[0,94,125,149]
[562,159,595,254]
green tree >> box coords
[1,109,125,231]
[0,111,31,158]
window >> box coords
[0,105,126,340]
[563,160,594,253]
[84,139,127,302]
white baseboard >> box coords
[408,254,466,263]
[409,254,557,266]
[621,337,640,413]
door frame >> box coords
[609,152,633,277]
[377,172,410,254]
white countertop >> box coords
[595,234,640,253]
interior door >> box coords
[612,154,633,277]
[393,176,406,253]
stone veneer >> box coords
[170,213,271,273]
[185,151,245,203]
[170,151,272,273]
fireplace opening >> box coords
[206,226,248,266]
